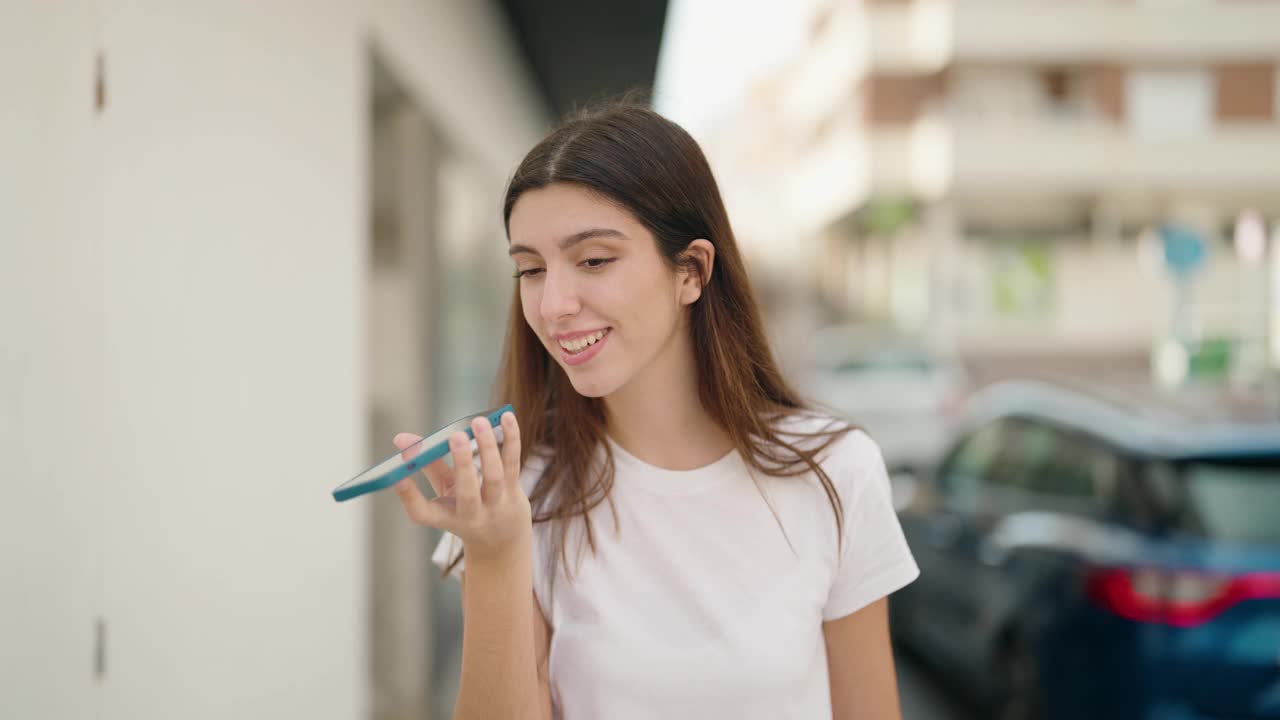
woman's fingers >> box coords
[394,412,520,533]
[393,432,454,497]
[449,431,482,516]
[500,411,522,493]
[421,457,455,498]
[391,477,452,528]
[473,416,505,501]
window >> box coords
[1029,430,1114,517]
[1038,67,1089,121]
[940,419,1116,518]
[1111,459,1160,532]
[1127,68,1213,138]
[982,419,1044,515]
[1173,459,1280,544]
[1026,429,1094,498]
[939,421,1007,513]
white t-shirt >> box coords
[431,413,920,719]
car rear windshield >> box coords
[1168,459,1280,544]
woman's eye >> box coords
[582,258,616,270]
[513,268,544,279]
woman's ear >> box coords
[678,239,715,306]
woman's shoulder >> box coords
[767,409,887,482]
[769,408,851,437]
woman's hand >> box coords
[390,411,530,561]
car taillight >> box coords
[1085,568,1280,627]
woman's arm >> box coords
[531,590,554,718]
[390,412,549,719]
[454,566,551,720]
[824,597,904,720]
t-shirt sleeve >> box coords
[823,430,920,622]
[431,530,466,580]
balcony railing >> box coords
[868,116,1280,195]
[868,0,1280,68]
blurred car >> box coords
[891,380,1280,720]
[798,326,969,473]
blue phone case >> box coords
[332,404,514,502]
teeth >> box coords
[559,329,607,353]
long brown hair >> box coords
[446,95,852,577]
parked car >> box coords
[891,380,1280,720]
[798,326,969,473]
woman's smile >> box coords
[556,327,612,366]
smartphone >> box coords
[332,404,513,502]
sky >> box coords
[652,0,813,139]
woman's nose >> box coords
[539,269,581,321]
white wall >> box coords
[370,0,547,173]
[0,1,546,718]
[0,3,106,718]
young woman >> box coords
[390,99,919,720]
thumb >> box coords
[393,432,423,455]
[392,477,457,529]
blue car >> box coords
[891,380,1280,720]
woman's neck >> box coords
[602,323,733,471]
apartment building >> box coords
[712,0,1280,384]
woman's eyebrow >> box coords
[508,227,626,257]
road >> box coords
[896,647,976,720]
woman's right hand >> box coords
[390,411,531,561]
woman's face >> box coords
[507,183,699,398]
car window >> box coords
[939,421,1007,513]
[1111,458,1159,531]
[976,418,1113,517]
[1172,459,1280,544]
[978,419,1042,514]
[1031,430,1114,517]
[1029,430,1100,496]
